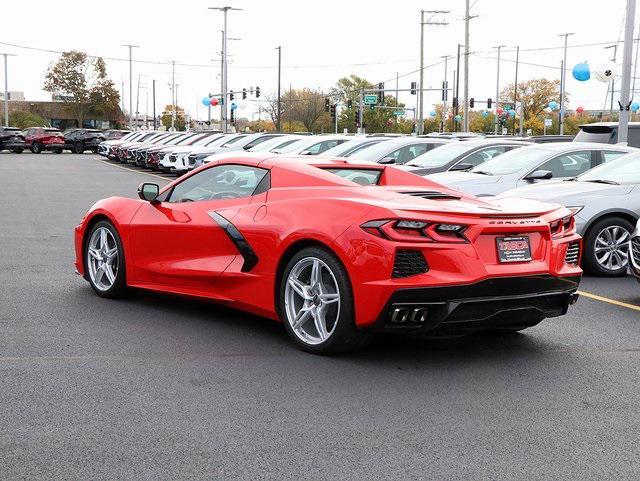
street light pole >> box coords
[1,53,16,126]
[121,44,139,130]
[170,60,176,131]
[276,46,282,132]
[493,45,505,134]
[463,0,470,132]
[209,6,242,133]
[441,55,451,133]
[513,45,519,136]
[558,33,574,135]
[618,0,636,144]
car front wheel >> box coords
[85,220,128,298]
[583,216,633,277]
[280,247,370,354]
[31,142,42,154]
[74,143,85,154]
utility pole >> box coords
[618,0,636,144]
[396,71,399,128]
[152,79,157,130]
[1,53,16,126]
[462,0,476,132]
[358,88,364,134]
[605,43,619,119]
[170,60,176,130]
[493,45,505,134]
[276,46,282,132]
[121,44,139,130]
[454,44,461,132]
[441,55,451,133]
[209,6,243,133]
[632,38,640,98]
[514,45,519,136]
[418,9,449,135]
[121,80,125,115]
[135,74,142,130]
[558,33,574,135]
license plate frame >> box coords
[496,235,532,263]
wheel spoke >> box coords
[105,246,118,260]
[292,306,312,329]
[288,278,308,299]
[313,306,329,341]
[94,264,105,284]
[310,259,320,286]
[100,228,108,250]
[103,264,116,284]
[88,248,101,259]
[320,293,339,304]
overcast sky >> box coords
[0,0,634,121]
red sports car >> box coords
[74,153,582,353]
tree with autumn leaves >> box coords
[43,51,121,128]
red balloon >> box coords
[210,97,219,106]
[576,106,584,114]
[496,108,504,115]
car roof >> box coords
[579,122,640,127]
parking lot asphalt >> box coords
[1,153,639,480]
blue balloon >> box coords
[508,109,516,118]
[429,110,436,117]
[632,102,640,113]
[201,96,211,107]
[482,110,489,117]
[230,102,238,110]
[572,62,591,82]
[548,101,559,111]
[454,114,462,122]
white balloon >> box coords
[594,64,617,83]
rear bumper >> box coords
[370,275,581,335]
[3,140,26,149]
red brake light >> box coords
[361,220,467,243]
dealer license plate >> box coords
[496,236,532,263]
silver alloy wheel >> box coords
[284,257,341,346]
[594,225,630,271]
[87,227,119,291]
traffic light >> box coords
[452,97,458,108]
[410,82,417,95]
[441,81,448,101]
[487,98,492,109]
[324,98,330,112]
[255,86,260,98]
[230,109,235,124]
[242,88,247,100]
[229,92,234,101]
[369,104,375,111]
[330,104,336,119]
[354,110,360,129]
[378,82,384,103]
[347,99,353,109]
[469,98,475,108]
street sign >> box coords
[364,94,378,105]
[544,118,553,127]
[393,110,404,116]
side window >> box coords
[627,128,640,147]
[462,146,507,167]
[602,150,627,163]
[168,165,268,203]
[535,151,593,178]
[392,143,431,164]
[307,139,345,155]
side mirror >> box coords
[450,162,473,172]
[524,170,553,181]
[379,157,396,165]
[137,182,160,202]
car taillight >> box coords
[361,219,467,243]
[551,214,576,238]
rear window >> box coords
[324,168,382,185]
[574,126,615,144]
[44,128,61,133]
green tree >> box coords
[161,105,187,131]
[9,110,47,130]
[499,78,563,134]
[43,50,120,128]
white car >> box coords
[156,133,226,173]
[270,135,351,155]
[98,131,153,158]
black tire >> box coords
[74,142,85,154]
[84,220,129,299]
[53,148,63,154]
[582,216,634,277]
[279,246,371,354]
[31,142,42,154]
[11,148,23,154]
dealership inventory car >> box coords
[98,131,149,158]
[116,132,173,162]
[269,135,351,155]
[23,127,65,153]
[103,129,131,140]
[64,129,106,153]
[428,142,635,196]
[318,136,391,158]
[574,122,640,147]
[346,137,449,164]
[399,139,530,176]
[0,126,27,153]
[74,154,582,354]
[498,151,640,276]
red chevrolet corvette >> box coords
[75,153,582,353]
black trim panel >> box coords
[208,211,259,272]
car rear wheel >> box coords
[53,148,63,154]
[74,142,85,154]
[11,148,23,154]
[85,220,128,298]
[583,216,633,277]
[280,247,371,354]
[31,142,42,154]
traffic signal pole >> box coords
[618,0,636,144]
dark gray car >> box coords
[498,152,640,277]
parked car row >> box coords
[0,127,130,154]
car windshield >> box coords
[220,135,247,147]
[272,138,307,153]
[471,147,552,175]
[578,152,640,184]
[320,139,384,157]
[574,126,615,143]
[346,140,409,161]
[324,168,382,185]
[406,143,476,167]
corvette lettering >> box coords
[488,219,541,225]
